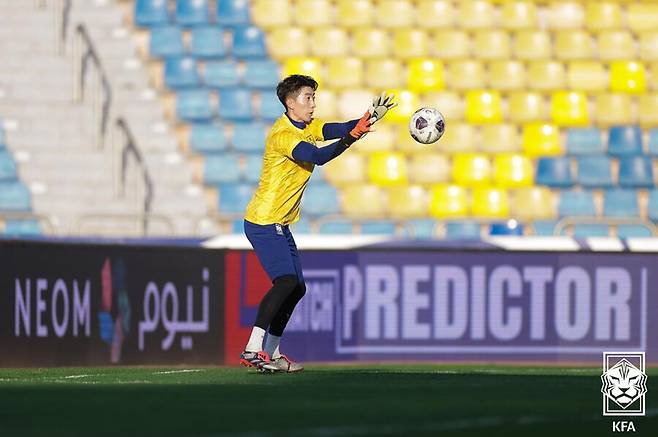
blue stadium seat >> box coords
[232,26,267,58]
[573,224,609,237]
[190,123,228,153]
[190,27,226,58]
[231,218,243,233]
[576,156,613,188]
[617,224,653,238]
[361,221,397,235]
[0,182,31,211]
[243,153,263,183]
[244,60,279,89]
[403,219,436,239]
[0,151,17,180]
[203,60,240,88]
[489,221,524,236]
[647,129,658,156]
[289,218,312,234]
[232,122,266,152]
[259,92,283,121]
[307,166,326,185]
[204,154,240,183]
[536,157,574,188]
[446,221,481,239]
[532,220,560,236]
[566,128,604,155]
[0,127,5,147]
[618,156,654,188]
[175,0,210,27]
[135,0,170,27]
[219,88,253,121]
[218,183,254,213]
[558,190,596,217]
[608,126,643,156]
[149,26,184,58]
[3,219,41,236]
[217,0,250,27]
[603,189,639,217]
[176,89,214,122]
[164,56,200,89]
[302,184,340,216]
[318,219,353,234]
[649,190,658,221]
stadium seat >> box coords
[566,61,608,92]
[610,61,647,94]
[639,94,658,127]
[627,3,658,34]
[429,184,468,218]
[388,185,429,218]
[258,92,282,121]
[417,0,455,29]
[501,1,538,30]
[216,0,250,27]
[190,27,225,59]
[576,156,613,188]
[527,61,566,91]
[403,219,437,239]
[3,219,41,236]
[618,156,654,188]
[364,59,402,90]
[149,26,184,58]
[267,28,308,59]
[536,157,574,188]
[341,184,386,218]
[310,29,348,58]
[393,30,429,60]
[232,26,266,58]
[352,29,390,58]
[447,61,485,90]
[558,190,596,217]
[604,189,639,217]
[422,91,464,121]
[357,122,395,152]
[648,129,658,156]
[639,32,658,61]
[289,218,311,234]
[384,89,419,123]
[336,0,373,29]
[164,56,199,89]
[243,60,279,89]
[326,58,363,90]
[318,219,353,234]
[176,89,214,122]
[573,224,610,238]
[407,153,450,184]
[0,182,31,211]
[135,0,169,27]
[608,126,643,156]
[532,220,559,236]
[566,128,604,155]
[492,154,533,188]
[251,0,291,29]
[585,2,622,31]
[0,151,17,180]
[598,31,636,61]
[293,0,332,27]
[204,154,241,183]
[432,30,470,59]
[282,57,322,86]
[324,153,366,186]
[522,123,562,157]
[649,190,658,221]
[302,184,340,216]
[407,59,444,92]
[595,94,634,126]
[218,88,252,121]
[190,123,227,153]
[512,187,556,220]
[232,122,266,152]
[361,221,397,235]
[243,154,263,183]
[513,30,551,60]
[452,153,491,187]
[481,124,520,154]
[368,152,408,186]
[457,0,494,29]
[488,61,526,91]
[445,221,481,239]
[430,122,476,154]
[375,0,414,28]
[175,0,209,27]
[472,187,509,218]
[218,183,254,213]
[508,91,546,123]
[547,2,585,29]
[550,91,589,126]
[203,60,239,88]
[617,225,653,238]
[554,31,594,60]
[489,221,524,236]
[473,30,511,60]
[465,90,502,123]
[337,89,373,120]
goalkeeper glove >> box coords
[349,111,372,140]
[369,92,397,124]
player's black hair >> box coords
[276,75,318,110]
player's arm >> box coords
[322,119,359,140]
[321,92,397,140]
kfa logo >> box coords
[601,351,647,432]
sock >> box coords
[264,334,281,359]
[245,326,266,352]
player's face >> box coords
[287,87,316,124]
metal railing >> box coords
[0,212,57,234]
[554,216,657,237]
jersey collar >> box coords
[285,112,307,130]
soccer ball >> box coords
[408,107,445,144]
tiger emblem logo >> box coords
[601,358,647,409]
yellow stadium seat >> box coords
[365,59,403,90]
[493,154,533,188]
[324,153,366,186]
[309,29,348,58]
[388,185,429,218]
[594,93,634,126]
[267,28,308,60]
[481,124,521,154]
[357,123,396,152]
[434,122,478,154]
[513,30,552,60]
[566,61,609,92]
[457,0,494,30]
[452,153,491,187]
[640,32,658,61]
[393,29,429,60]
[283,57,323,85]
[512,187,556,221]
[471,187,509,218]
[627,4,658,34]
[488,61,526,91]
[473,30,511,60]
[432,30,470,59]
[421,91,464,121]
[293,0,332,27]
[352,29,390,58]
[610,61,647,94]
[313,89,338,119]
[522,123,562,157]
[639,94,658,127]
[327,58,363,89]
[337,89,372,120]
[585,2,622,32]
[408,153,451,185]
[374,0,414,28]
[508,91,547,123]
[385,89,420,123]
[368,152,408,186]
[429,184,468,218]
[447,61,485,90]
[417,0,455,29]
[500,1,538,30]
[336,0,373,29]
[546,2,585,29]
[598,31,636,62]
[550,91,589,127]
[341,184,386,218]
[407,59,444,92]
[252,0,291,29]
[396,125,428,153]
[465,90,503,123]
[527,61,566,91]
[554,31,594,60]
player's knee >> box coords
[274,274,298,293]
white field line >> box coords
[153,369,205,375]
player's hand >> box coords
[369,92,397,124]
[349,111,372,139]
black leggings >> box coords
[254,275,306,337]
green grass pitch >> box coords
[0,364,656,436]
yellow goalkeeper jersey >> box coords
[244,114,326,225]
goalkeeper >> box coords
[240,74,395,372]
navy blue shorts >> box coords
[244,220,304,283]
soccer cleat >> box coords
[239,351,278,372]
[269,354,304,373]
